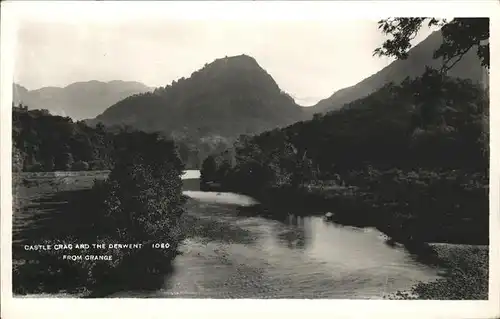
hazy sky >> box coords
[14,19,433,106]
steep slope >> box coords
[309,30,487,115]
[91,54,305,138]
[12,81,152,120]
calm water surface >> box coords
[117,170,441,299]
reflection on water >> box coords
[106,172,440,298]
[183,191,259,206]
[137,186,441,299]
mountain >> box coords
[90,54,306,138]
[12,80,152,120]
[309,30,488,115]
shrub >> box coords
[13,131,187,296]
[85,132,186,291]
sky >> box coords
[14,19,433,106]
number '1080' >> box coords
[151,243,170,249]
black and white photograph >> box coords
[1,1,499,318]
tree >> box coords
[104,132,185,241]
[374,18,489,72]
[375,18,489,151]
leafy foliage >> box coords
[12,108,115,172]
[13,131,186,295]
[12,107,206,170]
[310,18,488,115]
[375,17,489,154]
[374,18,489,71]
[86,132,186,289]
[202,72,488,244]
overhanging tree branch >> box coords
[440,44,474,73]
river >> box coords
[112,170,442,299]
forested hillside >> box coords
[90,55,306,139]
[202,19,489,248]
[202,71,489,245]
[309,26,488,115]
[12,106,204,171]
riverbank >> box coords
[203,168,488,246]
[14,169,488,299]
[129,193,445,299]
[201,171,489,300]
[13,164,187,297]
[387,243,488,300]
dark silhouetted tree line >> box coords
[12,106,208,171]
[12,108,114,172]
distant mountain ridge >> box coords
[13,80,152,120]
[308,30,488,115]
[90,54,306,138]
[14,30,487,134]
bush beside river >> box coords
[13,131,186,297]
[203,167,488,246]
